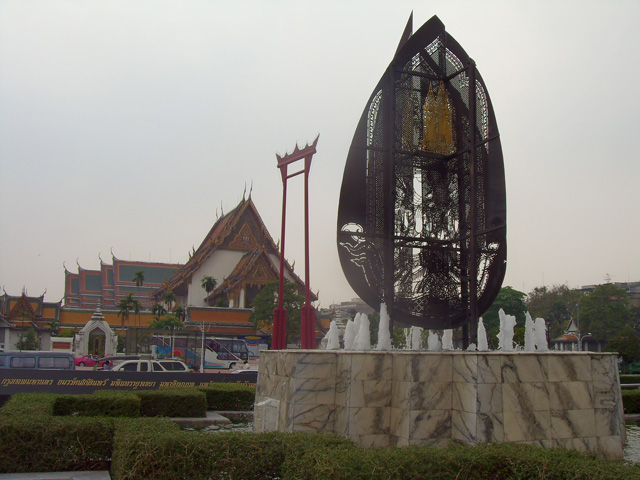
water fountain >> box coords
[255,309,625,458]
[254,15,624,460]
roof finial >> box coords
[249,180,253,199]
[221,201,224,217]
[243,183,247,202]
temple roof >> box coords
[157,197,308,298]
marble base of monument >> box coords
[253,350,625,459]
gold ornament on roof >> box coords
[419,81,455,155]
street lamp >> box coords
[578,332,593,352]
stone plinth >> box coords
[253,350,625,459]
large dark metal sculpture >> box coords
[337,15,506,344]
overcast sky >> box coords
[1,0,638,308]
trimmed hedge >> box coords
[53,390,141,417]
[0,394,113,473]
[111,424,354,480]
[281,441,640,480]
[622,389,640,414]
[198,383,256,411]
[136,387,207,418]
[3,392,640,479]
[620,375,640,384]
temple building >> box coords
[0,290,61,351]
[63,256,181,310]
[156,195,318,345]
[157,195,310,309]
[2,195,323,354]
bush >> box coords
[281,441,640,480]
[622,389,640,413]
[0,416,113,473]
[198,383,256,411]
[0,393,56,417]
[111,428,353,480]
[136,388,207,418]
[620,375,640,384]
[4,392,640,479]
[53,390,140,417]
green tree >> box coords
[482,286,527,349]
[250,279,304,345]
[150,315,184,330]
[579,284,633,341]
[132,270,145,326]
[117,293,135,333]
[16,327,40,351]
[173,305,186,321]
[201,275,218,300]
[605,326,640,367]
[162,290,176,312]
[151,302,167,321]
[526,284,581,339]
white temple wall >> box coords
[186,250,245,306]
[267,253,298,283]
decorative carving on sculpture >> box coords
[337,15,506,331]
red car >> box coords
[74,354,101,367]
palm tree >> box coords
[163,290,176,312]
[151,302,167,321]
[132,270,145,327]
[201,276,217,303]
[173,305,186,322]
[117,293,135,333]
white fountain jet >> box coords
[376,303,392,351]
[411,326,423,350]
[524,312,536,352]
[353,313,371,351]
[442,329,454,350]
[477,318,489,351]
[534,317,549,351]
[343,313,359,350]
[325,320,341,350]
[427,330,441,351]
[497,309,517,351]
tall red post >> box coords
[273,136,319,350]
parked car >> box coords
[111,359,190,372]
[94,355,143,370]
[74,354,101,367]
[158,359,191,372]
[0,352,75,370]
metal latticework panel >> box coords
[337,15,506,332]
